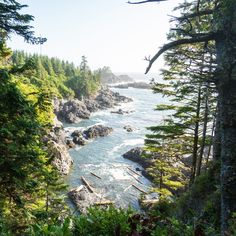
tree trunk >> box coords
[215,2,236,233]
[190,85,201,184]
[213,103,221,162]
[196,87,209,176]
[206,115,215,166]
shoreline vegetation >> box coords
[1,0,236,234]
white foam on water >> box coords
[91,109,113,117]
[107,139,144,156]
[64,126,83,133]
[123,138,144,146]
[110,168,130,180]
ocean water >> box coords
[64,87,167,209]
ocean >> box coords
[64,78,167,209]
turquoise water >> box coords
[65,87,166,209]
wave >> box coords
[108,138,144,156]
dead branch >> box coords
[128,0,167,4]
[145,32,218,74]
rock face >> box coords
[56,99,90,123]
[83,125,113,139]
[49,140,73,175]
[68,185,112,214]
[123,147,151,169]
[95,88,133,109]
[68,186,100,214]
[45,117,73,175]
[54,88,133,124]
[100,71,133,85]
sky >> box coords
[8,0,182,74]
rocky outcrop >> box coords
[111,109,134,115]
[84,99,100,113]
[111,82,151,89]
[123,125,134,132]
[83,125,113,139]
[55,99,90,123]
[100,70,133,85]
[54,88,133,124]
[123,147,154,179]
[49,140,73,175]
[123,147,152,169]
[68,185,113,214]
[68,186,101,214]
[95,88,133,109]
[45,117,73,175]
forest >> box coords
[0,0,236,235]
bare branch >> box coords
[145,33,218,74]
[127,0,167,4]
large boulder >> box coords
[48,140,73,175]
[123,147,151,169]
[71,130,88,145]
[73,136,87,146]
[123,125,134,132]
[95,88,133,109]
[68,185,112,214]
[83,125,113,139]
[84,99,100,112]
[56,99,90,123]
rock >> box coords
[112,82,152,90]
[100,70,133,85]
[84,99,100,112]
[54,88,132,124]
[57,99,91,123]
[123,147,151,169]
[136,167,142,172]
[45,116,73,175]
[48,140,73,175]
[68,186,97,213]
[124,125,134,132]
[71,130,84,138]
[68,186,111,214]
[73,136,87,146]
[111,109,131,115]
[95,88,133,109]
[66,139,75,148]
[83,125,113,139]
[111,108,124,114]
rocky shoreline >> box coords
[54,87,133,124]
[110,82,152,90]
[50,87,133,175]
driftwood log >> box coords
[81,176,94,193]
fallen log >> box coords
[90,172,102,179]
[127,167,142,177]
[132,184,148,194]
[94,200,114,206]
[71,185,84,192]
[127,172,143,184]
[81,176,94,193]
[124,185,132,192]
[141,199,159,205]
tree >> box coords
[0,0,46,44]
[129,0,236,233]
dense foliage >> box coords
[1,0,236,235]
[12,51,101,99]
